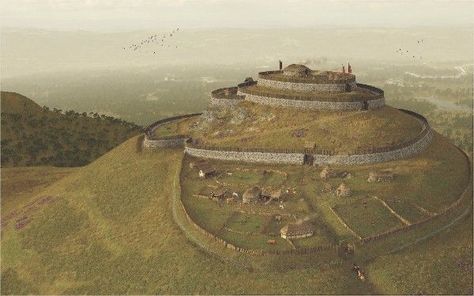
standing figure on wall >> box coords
[279,60,283,70]
[342,64,346,73]
[348,62,352,73]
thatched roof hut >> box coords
[198,163,216,178]
[283,64,312,77]
[262,188,283,201]
[367,170,395,183]
[336,183,352,197]
[280,220,314,239]
[320,166,335,180]
[242,186,261,204]
[211,187,228,199]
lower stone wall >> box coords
[209,96,243,107]
[311,129,433,165]
[238,91,385,111]
[258,77,357,93]
[184,129,433,166]
[185,147,305,165]
[143,136,187,149]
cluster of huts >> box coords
[319,166,395,198]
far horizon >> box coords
[1,0,473,32]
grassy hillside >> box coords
[1,91,142,167]
[1,166,77,213]
[191,102,423,153]
[0,137,374,294]
[1,135,471,294]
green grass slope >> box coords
[191,102,423,153]
[1,91,142,167]
[0,137,374,294]
[1,166,77,213]
[367,212,473,294]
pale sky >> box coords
[1,0,473,31]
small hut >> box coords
[198,163,216,179]
[262,188,283,202]
[367,170,395,183]
[336,183,352,197]
[211,187,228,200]
[320,166,335,180]
[242,186,261,204]
[280,220,314,239]
[283,64,312,77]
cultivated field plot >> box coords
[218,212,292,251]
[181,196,234,234]
[380,196,431,224]
[332,197,405,238]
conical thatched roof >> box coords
[283,64,311,77]
[336,183,351,197]
[320,166,333,180]
[280,220,314,238]
[242,186,261,203]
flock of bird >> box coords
[123,27,180,54]
[395,39,424,60]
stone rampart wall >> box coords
[209,96,244,107]
[238,90,385,111]
[311,129,433,165]
[184,146,305,165]
[257,77,357,93]
[143,113,201,150]
[184,110,433,165]
[143,136,188,149]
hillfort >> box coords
[140,63,471,270]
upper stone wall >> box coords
[258,77,357,93]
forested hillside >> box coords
[1,91,142,167]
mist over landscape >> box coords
[1,1,474,294]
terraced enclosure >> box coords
[1,137,375,294]
[189,102,423,153]
[239,84,379,102]
[180,132,471,251]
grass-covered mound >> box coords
[190,101,423,153]
[0,137,373,294]
[180,132,470,249]
[1,91,142,167]
[1,135,471,294]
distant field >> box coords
[1,166,77,213]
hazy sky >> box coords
[1,0,473,31]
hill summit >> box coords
[144,64,433,166]
[1,91,142,167]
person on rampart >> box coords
[348,62,352,73]
[342,65,346,73]
[279,60,283,70]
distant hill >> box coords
[1,91,142,167]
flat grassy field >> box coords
[1,166,77,213]
[190,103,423,153]
[333,197,405,238]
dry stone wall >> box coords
[311,129,433,165]
[185,147,305,165]
[258,77,357,93]
[238,90,385,111]
[184,110,433,166]
[143,136,188,149]
[209,96,244,107]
